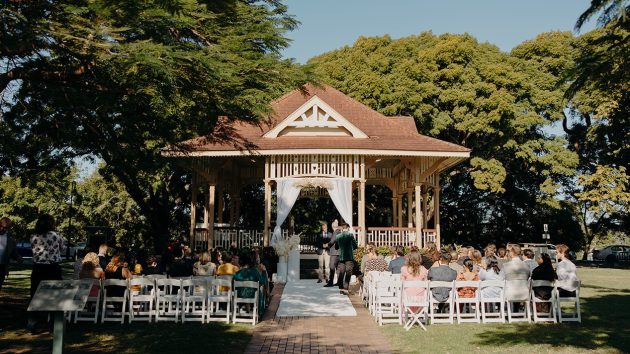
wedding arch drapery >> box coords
[271,179,302,246]
[325,178,353,228]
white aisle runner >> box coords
[276,280,357,317]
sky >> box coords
[282,0,596,63]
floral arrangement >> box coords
[273,234,302,257]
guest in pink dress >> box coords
[401,250,429,312]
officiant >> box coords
[315,222,331,284]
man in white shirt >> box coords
[556,244,578,297]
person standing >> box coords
[324,220,340,288]
[315,223,331,284]
[0,217,22,292]
[28,214,66,332]
[98,243,109,270]
[334,222,357,295]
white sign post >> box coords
[28,280,92,354]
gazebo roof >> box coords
[169,84,470,157]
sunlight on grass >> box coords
[380,267,630,354]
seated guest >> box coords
[448,251,464,274]
[217,252,240,276]
[401,250,428,312]
[522,249,537,273]
[470,249,483,273]
[422,242,440,270]
[211,249,223,267]
[79,252,105,297]
[457,247,470,266]
[193,251,215,276]
[482,243,497,267]
[479,257,504,298]
[388,245,406,274]
[143,256,161,275]
[497,247,508,269]
[363,246,388,274]
[233,251,263,315]
[502,244,531,280]
[428,251,457,310]
[168,247,194,277]
[360,243,377,275]
[98,244,109,270]
[104,253,132,297]
[531,253,557,311]
[556,244,578,297]
[456,259,480,298]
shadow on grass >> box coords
[473,294,630,353]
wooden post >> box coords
[392,197,398,227]
[189,174,198,241]
[415,185,422,247]
[358,180,366,246]
[434,178,441,248]
[208,184,215,249]
[407,190,413,228]
[397,195,403,228]
[217,185,224,224]
[422,187,428,229]
[263,180,271,247]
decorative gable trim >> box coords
[264,96,368,138]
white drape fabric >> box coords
[326,178,353,228]
[271,179,302,246]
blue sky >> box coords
[283,0,596,63]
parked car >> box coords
[16,242,32,258]
[593,245,630,262]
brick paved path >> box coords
[245,284,393,354]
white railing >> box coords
[193,227,271,251]
[366,228,417,248]
[269,154,360,179]
[422,229,437,246]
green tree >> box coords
[0,0,310,252]
[309,32,580,246]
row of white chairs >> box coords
[362,272,581,331]
[71,275,261,326]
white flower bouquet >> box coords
[273,234,302,257]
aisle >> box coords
[275,279,356,317]
[245,283,393,354]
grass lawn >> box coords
[380,267,630,354]
[0,262,253,354]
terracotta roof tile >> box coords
[177,84,470,154]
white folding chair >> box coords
[368,272,391,318]
[428,281,455,324]
[479,280,505,323]
[401,280,429,331]
[207,278,232,323]
[375,276,402,326]
[128,277,156,322]
[181,278,207,322]
[454,280,480,323]
[505,279,531,323]
[101,279,129,323]
[232,280,259,325]
[530,280,557,323]
[74,279,101,323]
[555,280,581,323]
[155,278,182,322]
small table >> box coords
[28,280,92,354]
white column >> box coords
[407,190,413,228]
[207,185,215,249]
[189,174,198,240]
[397,195,403,228]
[415,185,422,247]
[359,180,366,246]
[434,183,441,248]
[263,180,271,247]
[422,187,428,229]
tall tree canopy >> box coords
[309,32,581,246]
[0,0,309,251]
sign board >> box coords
[543,224,548,232]
[27,280,91,312]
